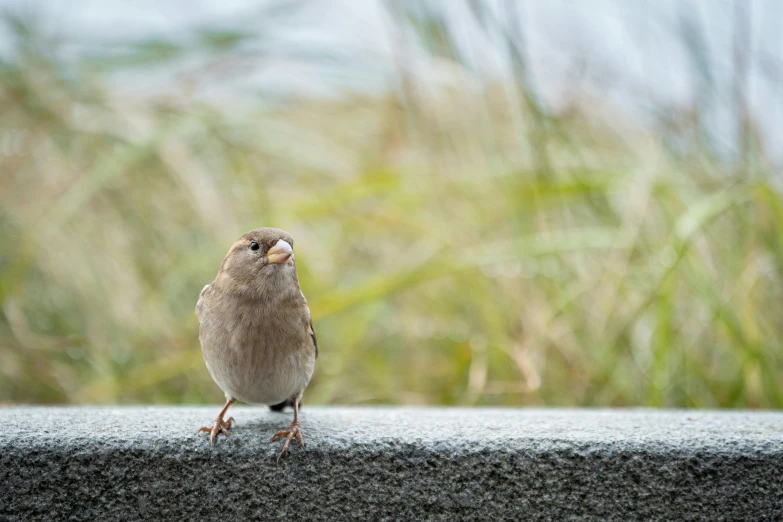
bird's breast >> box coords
[199,295,315,405]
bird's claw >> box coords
[271,420,304,462]
[198,416,236,447]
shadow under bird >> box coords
[196,228,317,459]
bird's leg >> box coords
[270,397,305,461]
[198,398,236,447]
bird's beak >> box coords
[267,239,293,264]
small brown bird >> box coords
[196,228,317,459]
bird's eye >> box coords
[249,241,260,251]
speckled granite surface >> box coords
[1,407,782,521]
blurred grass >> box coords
[1,3,782,408]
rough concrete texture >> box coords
[1,407,782,521]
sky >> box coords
[1,0,781,159]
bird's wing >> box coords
[195,283,211,319]
[308,317,318,360]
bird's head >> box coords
[216,228,299,295]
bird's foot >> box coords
[197,416,236,447]
[270,419,304,461]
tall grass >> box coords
[1,3,781,408]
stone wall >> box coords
[1,407,781,520]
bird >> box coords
[195,227,317,459]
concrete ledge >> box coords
[1,407,782,521]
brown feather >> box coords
[196,228,316,406]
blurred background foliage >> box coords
[1,1,782,408]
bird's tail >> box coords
[269,398,300,412]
